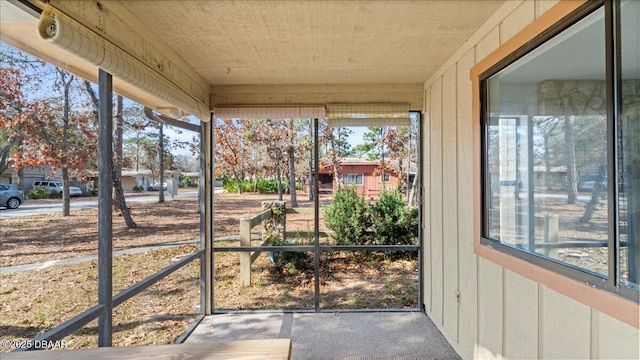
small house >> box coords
[316,157,414,199]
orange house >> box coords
[317,158,411,199]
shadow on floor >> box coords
[185,311,460,360]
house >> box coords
[316,157,414,199]
[118,169,181,191]
[0,168,11,184]
[0,166,86,193]
[1,1,637,359]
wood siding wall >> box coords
[421,1,640,359]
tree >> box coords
[564,116,579,204]
[174,154,199,172]
[0,46,45,188]
[0,67,26,179]
[358,124,419,204]
[122,116,152,172]
[85,83,137,227]
[321,125,345,191]
[282,118,314,207]
[113,95,137,226]
[11,68,97,216]
[361,126,387,160]
[158,122,165,203]
[131,117,182,190]
[533,116,560,190]
[214,119,253,194]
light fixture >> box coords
[36,5,209,121]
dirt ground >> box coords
[0,191,419,351]
[488,194,627,278]
[1,197,201,267]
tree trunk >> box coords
[330,130,340,191]
[564,116,578,204]
[579,164,605,223]
[308,120,314,201]
[158,123,165,203]
[113,173,137,228]
[113,95,136,228]
[0,143,13,178]
[544,133,552,190]
[288,146,298,207]
[61,167,70,216]
[233,169,243,194]
[276,150,283,201]
[16,168,24,193]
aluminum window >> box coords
[480,0,639,299]
[342,173,364,186]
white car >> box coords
[33,180,82,197]
[148,183,167,191]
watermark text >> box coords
[1,339,69,350]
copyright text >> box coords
[1,339,69,350]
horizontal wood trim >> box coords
[285,207,315,214]
[471,0,588,79]
[471,0,639,330]
[3,339,292,360]
[240,209,272,228]
[211,83,424,110]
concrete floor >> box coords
[185,312,461,360]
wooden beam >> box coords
[4,339,292,360]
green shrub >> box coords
[256,179,286,194]
[223,178,287,194]
[180,176,198,188]
[132,185,144,192]
[269,236,312,276]
[256,179,277,194]
[369,189,418,256]
[322,186,371,245]
[222,179,253,193]
[26,188,56,199]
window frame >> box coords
[471,0,638,328]
[380,172,390,183]
[342,173,364,186]
[479,0,638,301]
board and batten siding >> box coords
[421,0,640,359]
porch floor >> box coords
[185,311,460,359]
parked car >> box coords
[33,180,82,197]
[0,183,25,209]
[578,176,607,192]
[148,183,167,191]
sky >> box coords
[2,41,199,158]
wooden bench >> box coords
[3,339,292,360]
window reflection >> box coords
[619,0,640,289]
[484,7,610,276]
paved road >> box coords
[0,191,198,219]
